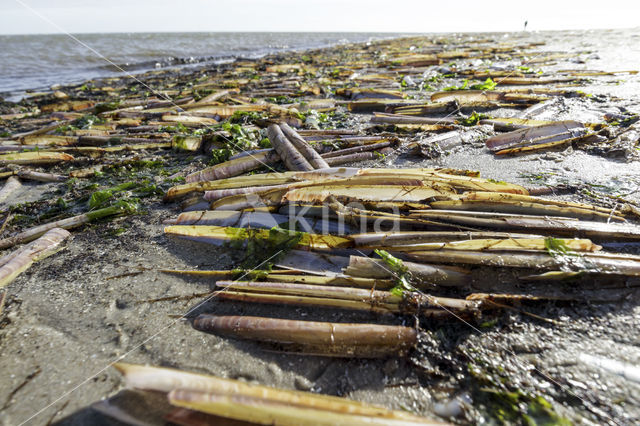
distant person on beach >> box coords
[524,20,528,31]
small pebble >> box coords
[294,376,313,391]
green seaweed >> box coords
[65,177,78,192]
[54,113,102,134]
[468,359,571,425]
[85,200,139,221]
[219,122,259,151]
[518,172,559,185]
[470,78,497,91]
[427,73,444,83]
[109,226,128,237]
[443,78,496,92]
[609,115,639,127]
[443,79,469,91]
[225,227,303,270]
[94,100,121,114]
[374,249,416,296]
[88,181,142,210]
[231,268,270,281]
[165,176,185,184]
[302,110,331,130]
[172,135,186,150]
[229,110,267,125]
[192,88,214,101]
[259,137,272,148]
[525,396,572,426]
[36,197,72,222]
[544,237,574,258]
[74,114,104,129]
[125,159,166,171]
[160,122,189,133]
[209,148,232,165]
[54,124,78,134]
[457,111,490,126]
[265,95,294,105]
[479,318,499,328]
[134,183,163,197]
[476,388,571,425]
[88,190,114,210]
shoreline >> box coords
[3,26,637,101]
[0,32,406,100]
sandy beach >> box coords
[0,28,639,425]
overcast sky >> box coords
[1,0,638,35]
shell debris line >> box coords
[1,32,640,424]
